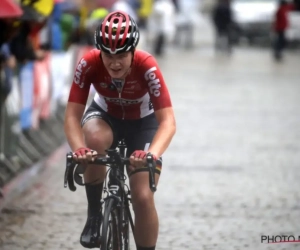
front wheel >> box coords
[122,205,130,250]
[101,198,121,250]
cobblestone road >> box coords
[0,46,300,250]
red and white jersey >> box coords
[68,49,172,120]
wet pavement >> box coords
[0,45,300,250]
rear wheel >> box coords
[101,198,121,250]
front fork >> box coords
[101,183,132,250]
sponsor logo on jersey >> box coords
[127,80,137,84]
[149,101,153,110]
[144,67,161,97]
[104,97,140,106]
[124,85,135,90]
[74,58,87,88]
[100,82,108,88]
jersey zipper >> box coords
[118,90,125,120]
[112,78,125,120]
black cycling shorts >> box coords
[81,101,162,175]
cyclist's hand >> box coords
[129,150,147,169]
[73,147,97,164]
[129,150,158,169]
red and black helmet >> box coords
[94,11,140,54]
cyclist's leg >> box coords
[80,101,117,248]
[82,120,113,185]
[130,171,160,250]
[125,114,161,250]
[82,119,112,214]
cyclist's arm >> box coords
[148,107,176,158]
[64,102,86,151]
[141,55,176,157]
[64,52,94,151]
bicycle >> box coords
[64,139,157,250]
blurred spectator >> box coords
[95,0,117,10]
[69,7,99,46]
[200,0,218,15]
[148,0,176,56]
[67,11,83,45]
[0,0,23,107]
[273,0,295,61]
[137,0,153,30]
[0,44,17,107]
[9,19,48,63]
[211,0,233,54]
[111,0,138,21]
[0,0,23,46]
[0,19,21,48]
[173,0,199,49]
[48,3,64,51]
[84,8,109,46]
[172,0,180,13]
[127,0,141,12]
[60,13,75,50]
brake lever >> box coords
[64,153,72,188]
[65,153,77,192]
[146,154,157,192]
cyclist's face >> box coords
[102,51,132,79]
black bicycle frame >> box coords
[64,140,157,243]
[105,140,135,233]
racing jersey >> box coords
[68,49,172,120]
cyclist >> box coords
[64,11,176,250]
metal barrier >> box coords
[0,45,92,196]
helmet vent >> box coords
[95,11,140,54]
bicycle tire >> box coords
[122,204,130,250]
[101,198,121,250]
